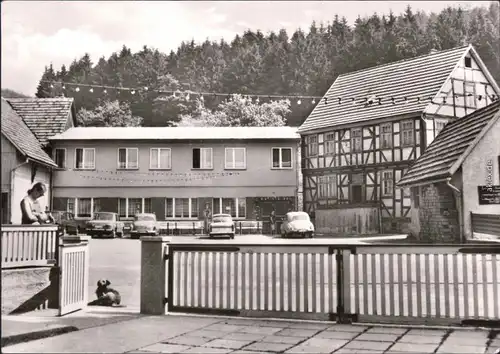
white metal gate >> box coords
[59,239,90,316]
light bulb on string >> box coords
[75,87,80,92]
[144,87,149,91]
[50,84,54,88]
[89,88,94,93]
[103,89,107,94]
[404,97,408,104]
[312,98,316,105]
[297,99,302,105]
[351,98,356,105]
[131,90,136,95]
[186,93,190,101]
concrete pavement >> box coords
[3,311,499,354]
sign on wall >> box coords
[478,186,500,205]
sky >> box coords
[1,1,493,96]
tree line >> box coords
[33,3,500,127]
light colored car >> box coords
[209,214,235,239]
[86,212,124,239]
[130,213,158,239]
[280,211,315,238]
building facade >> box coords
[49,127,301,229]
[398,101,500,241]
[298,45,500,235]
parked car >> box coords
[51,211,85,235]
[280,211,315,238]
[209,214,235,239]
[86,212,124,239]
[130,213,158,239]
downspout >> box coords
[446,177,464,243]
[10,158,30,223]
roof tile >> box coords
[299,46,469,133]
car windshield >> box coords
[212,216,231,223]
[289,214,309,222]
[135,215,156,221]
[93,213,114,221]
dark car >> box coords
[51,211,85,235]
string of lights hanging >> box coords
[42,80,498,105]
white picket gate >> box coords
[58,236,90,316]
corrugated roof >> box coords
[299,45,470,133]
[1,98,57,167]
[397,100,500,187]
[49,126,301,141]
[6,97,75,146]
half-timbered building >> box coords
[298,45,500,235]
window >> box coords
[435,120,447,135]
[464,56,472,68]
[54,148,66,169]
[306,135,318,157]
[93,198,101,213]
[144,198,152,213]
[351,128,362,152]
[75,148,95,169]
[128,198,142,217]
[401,120,414,146]
[225,148,246,169]
[77,198,91,217]
[272,147,292,169]
[380,123,392,149]
[213,198,246,218]
[465,83,476,108]
[68,198,75,214]
[192,148,213,169]
[118,198,127,218]
[166,198,198,218]
[118,148,138,169]
[382,171,394,197]
[325,133,335,155]
[150,148,171,169]
[318,175,337,199]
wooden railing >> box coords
[140,237,500,326]
[1,225,60,269]
[471,213,500,237]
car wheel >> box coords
[309,232,314,238]
[117,231,123,238]
[230,234,235,239]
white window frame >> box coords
[271,147,293,169]
[76,198,92,218]
[225,147,246,170]
[351,128,362,152]
[213,197,246,219]
[74,148,95,170]
[165,198,198,219]
[318,175,337,199]
[306,135,318,157]
[380,123,392,149]
[54,148,67,169]
[149,148,172,170]
[382,171,394,197]
[192,147,213,170]
[117,147,139,169]
[401,120,414,147]
[325,132,335,155]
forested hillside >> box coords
[35,3,500,127]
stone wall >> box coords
[418,182,460,242]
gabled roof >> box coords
[299,46,470,133]
[397,100,500,187]
[1,98,58,168]
[6,97,75,146]
[49,126,300,141]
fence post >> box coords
[140,236,170,315]
[336,248,353,324]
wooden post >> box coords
[140,236,170,315]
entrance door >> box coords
[351,185,363,203]
[1,192,8,224]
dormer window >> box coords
[464,56,472,68]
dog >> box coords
[88,279,121,306]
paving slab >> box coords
[203,338,252,350]
[237,326,283,335]
[387,342,440,353]
[436,344,487,354]
[325,324,368,332]
[187,329,227,339]
[140,343,192,353]
[275,328,321,337]
[300,337,348,350]
[183,347,232,353]
[221,332,266,341]
[261,335,307,344]
[406,328,449,337]
[356,332,400,342]
[244,341,295,352]
[287,322,332,330]
[343,339,393,351]
[285,344,335,353]
[2,315,219,353]
[397,334,444,344]
[315,330,359,340]
[203,323,246,333]
[334,349,383,354]
[365,327,408,335]
[163,335,212,346]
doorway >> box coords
[1,192,9,224]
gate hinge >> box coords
[336,253,343,261]
[163,253,169,261]
[163,297,168,305]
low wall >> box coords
[1,266,58,315]
[315,206,380,235]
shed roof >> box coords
[1,98,57,167]
[49,126,300,141]
[397,100,500,187]
[299,46,470,133]
[6,97,75,146]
